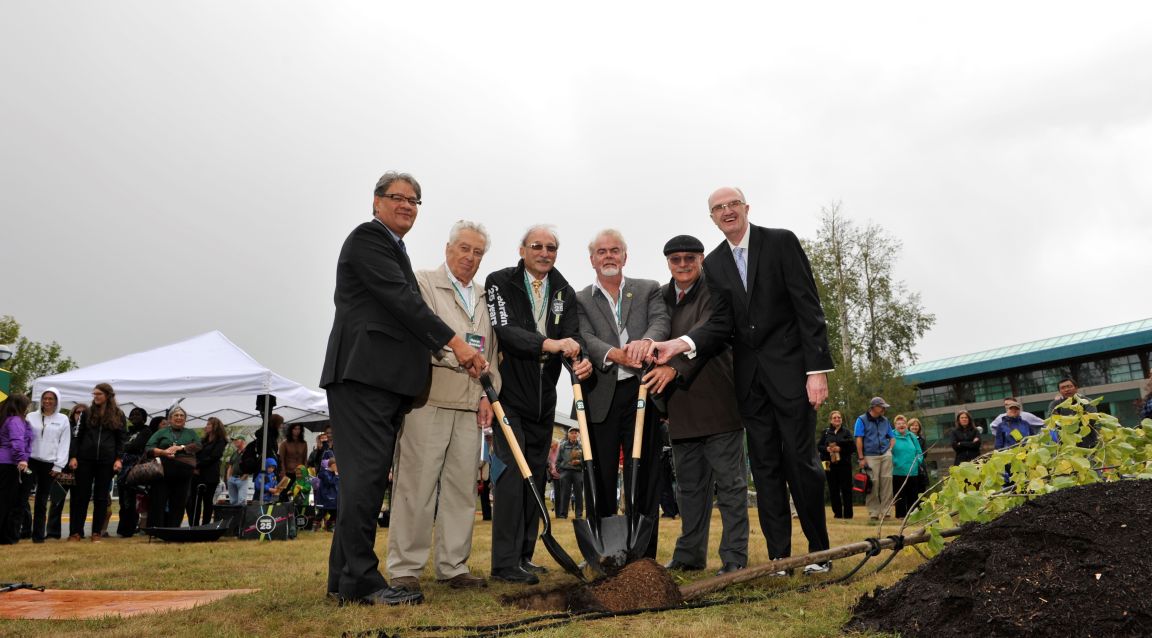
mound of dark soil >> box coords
[846,480,1152,638]
[502,558,682,613]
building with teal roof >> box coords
[903,317,1152,468]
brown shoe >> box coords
[67,534,82,542]
[439,573,488,589]
[91,533,102,543]
[389,576,421,594]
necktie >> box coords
[733,247,748,290]
[531,279,543,304]
[677,290,686,304]
[398,238,407,254]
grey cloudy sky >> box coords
[4,2,1150,408]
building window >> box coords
[1107,354,1144,383]
[916,385,955,409]
[1076,359,1108,387]
[1016,367,1069,396]
[973,376,1012,403]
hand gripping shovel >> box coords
[624,359,657,560]
[480,373,586,582]
[564,357,630,576]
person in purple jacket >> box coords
[0,393,33,544]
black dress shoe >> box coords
[664,559,705,571]
[519,560,548,574]
[716,562,745,576]
[345,586,424,606]
[491,567,540,585]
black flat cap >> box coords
[663,234,705,256]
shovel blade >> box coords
[627,513,657,561]
[573,515,630,575]
[541,532,587,582]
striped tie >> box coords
[733,247,748,290]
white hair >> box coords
[587,228,628,255]
[520,224,560,248]
[448,219,490,252]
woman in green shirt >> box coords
[145,406,200,528]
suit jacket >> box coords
[660,275,743,440]
[576,277,670,423]
[320,219,456,398]
[411,265,500,411]
[687,224,833,402]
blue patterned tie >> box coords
[733,247,748,290]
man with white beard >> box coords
[575,229,669,557]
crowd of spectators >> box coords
[0,383,341,544]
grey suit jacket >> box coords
[576,277,670,423]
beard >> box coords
[599,265,620,277]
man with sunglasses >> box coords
[575,229,669,558]
[650,187,835,575]
[483,225,592,585]
[656,235,749,576]
[320,171,488,606]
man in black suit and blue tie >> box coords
[651,186,835,575]
[320,171,488,605]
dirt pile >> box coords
[503,558,682,613]
[846,480,1152,638]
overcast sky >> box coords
[4,2,1150,410]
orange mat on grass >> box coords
[0,588,259,619]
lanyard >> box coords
[449,277,475,322]
[523,271,550,324]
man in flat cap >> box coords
[650,187,835,575]
[653,234,750,576]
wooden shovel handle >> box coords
[631,385,647,460]
[481,374,532,480]
[572,382,595,464]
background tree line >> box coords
[0,315,78,396]
[803,202,935,428]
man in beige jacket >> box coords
[387,220,499,592]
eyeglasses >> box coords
[526,242,558,253]
[380,193,421,206]
[667,254,699,265]
[710,200,745,214]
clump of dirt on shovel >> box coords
[846,480,1152,638]
[503,558,682,613]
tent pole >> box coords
[258,395,271,505]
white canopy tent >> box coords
[31,331,328,427]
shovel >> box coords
[479,373,586,582]
[624,359,657,560]
[564,357,631,576]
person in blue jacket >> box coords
[313,455,339,532]
[994,400,1040,450]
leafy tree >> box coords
[0,315,78,396]
[803,202,935,421]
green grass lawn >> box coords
[1,507,917,637]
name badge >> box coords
[466,333,485,354]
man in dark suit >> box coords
[652,186,835,574]
[575,229,669,558]
[320,171,487,605]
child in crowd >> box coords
[313,456,339,532]
[254,458,285,504]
